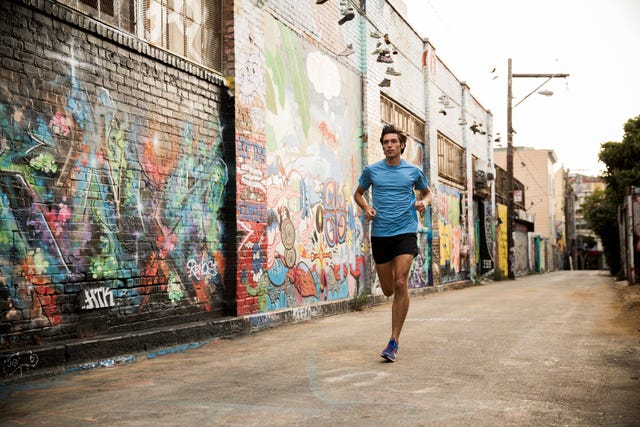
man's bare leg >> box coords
[389,254,413,342]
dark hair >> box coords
[379,124,407,153]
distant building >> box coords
[554,167,567,269]
[569,173,605,269]
[494,146,558,272]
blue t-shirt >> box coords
[358,159,428,237]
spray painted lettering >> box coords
[80,287,115,310]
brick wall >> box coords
[232,0,367,314]
[0,0,234,348]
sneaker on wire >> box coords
[338,7,355,25]
[380,338,398,362]
[386,67,401,76]
[376,54,393,63]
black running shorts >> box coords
[371,233,419,264]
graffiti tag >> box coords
[2,351,39,377]
[186,257,218,280]
[238,201,267,222]
[81,287,115,310]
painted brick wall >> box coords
[0,0,234,348]
[233,0,366,314]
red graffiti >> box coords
[318,121,337,145]
[287,266,317,299]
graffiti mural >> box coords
[407,139,431,288]
[437,184,468,283]
[0,41,229,344]
[410,204,433,289]
[496,203,508,277]
[475,199,495,274]
[252,17,363,311]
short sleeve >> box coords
[415,168,428,191]
[359,165,372,191]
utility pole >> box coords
[506,58,569,279]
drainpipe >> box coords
[460,82,475,283]
[422,38,437,287]
[358,2,372,295]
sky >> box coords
[403,0,640,176]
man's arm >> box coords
[415,187,432,213]
[354,186,377,221]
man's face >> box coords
[382,133,404,157]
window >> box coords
[380,95,425,142]
[59,0,223,71]
[437,132,464,185]
[66,0,135,32]
[143,0,222,70]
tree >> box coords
[599,115,640,205]
[582,189,619,275]
[588,114,640,276]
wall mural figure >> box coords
[260,18,363,311]
[437,184,469,283]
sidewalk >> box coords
[1,281,456,383]
[2,270,639,426]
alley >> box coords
[2,271,639,426]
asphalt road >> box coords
[2,270,639,426]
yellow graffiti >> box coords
[496,204,508,276]
[439,221,452,267]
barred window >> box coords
[58,0,223,71]
[380,95,425,142]
[65,0,135,32]
[143,0,222,70]
[437,132,464,184]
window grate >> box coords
[380,95,425,142]
[57,0,222,71]
[143,0,222,70]
[437,132,464,184]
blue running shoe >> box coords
[381,339,398,362]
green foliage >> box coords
[587,114,640,275]
[576,234,597,250]
[582,195,620,275]
[350,291,370,311]
[599,115,640,205]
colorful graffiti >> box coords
[241,17,364,312]
[437,184,468,283]
[409,218,432,289]
[0,47,229,342]
[496,203,508,277]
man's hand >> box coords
[364,207,377,221]
[415,199,428,213]
[415,191,432,213]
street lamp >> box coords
[506,58,568,279]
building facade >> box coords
[569,173,606,269]
[494,146,558,274]
[0,0,495,365]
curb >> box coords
[1,298,352,384]
[0,282,470,384]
